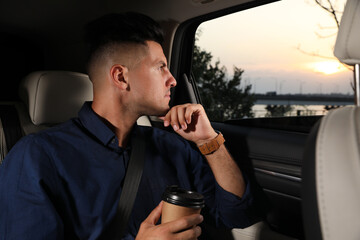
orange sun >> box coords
[310,61,347,75]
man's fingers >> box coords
[177,106,187,130]
[143,201,163,225]
[167,214,203,233]
[137,203,203,240]
[184,106,193,124]
[175,226,202,240]
[163,112,171,127]
[170,106,180,131]
[163,104,196,130]
[184,104,202,124]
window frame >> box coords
[169,0,278,107]
[170,0,354,124]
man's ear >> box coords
[110,64,128,90]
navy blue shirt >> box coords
[0,102,255,240]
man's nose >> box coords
[167,74,177,88]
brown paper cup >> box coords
[161,185,205,224]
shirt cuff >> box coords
[214,175,257,228]
[215,175,251,206]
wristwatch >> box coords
[198,131,225,155]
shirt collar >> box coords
[78,102,141,149]
[78,102,116,146]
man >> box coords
[0,13,258,239]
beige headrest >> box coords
[19,71,93,125]
[334,0,360,65]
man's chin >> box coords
[144,106,170,117]
[155,107,170,117]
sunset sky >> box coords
[196,0,353,95]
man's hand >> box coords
[162,104,217,145]
[136,202,203,240]
[163,104,246,198]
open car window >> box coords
[192,0,353,122]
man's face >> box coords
[127,41,177,116]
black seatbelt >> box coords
[101,130,146,239]
[0,104,23,152]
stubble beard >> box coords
[153,105,170,117]
[140,102,170,117]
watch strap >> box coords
[198,132,225,155]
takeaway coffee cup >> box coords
[161,185,205,223]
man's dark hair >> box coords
[85,12,164,62]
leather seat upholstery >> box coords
[302,0,360,239]
[0,71,94,163]
[0,70,151,164]
[18,71,93,126]
[302,107,360,239]
[333,0,360,65]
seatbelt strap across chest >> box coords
[102,130,146,239]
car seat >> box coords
[0,70,152,164]
[302,0,360,239]
[0,71,93,163]
[18,71,93,131]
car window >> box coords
[192,0,353,122]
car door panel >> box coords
[212,121,308,239]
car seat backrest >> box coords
[0,71,93,164]
[302,106,360,240]
[302,1,360,239]
[0,70,152,164]
[18,71,93,126]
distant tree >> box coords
[313,0,355,92]
[265,105,293,117]
[324,105,341,111]
[297,0,343,58]
[314,0,341,28]
[192,40,255,121]
[298,0,354,93]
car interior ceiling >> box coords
[1,0,336,239]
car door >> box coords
[165,0,353,239]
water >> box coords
[252,104,342,118]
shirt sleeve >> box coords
[0,135,64,240]
[188,144,261,229]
